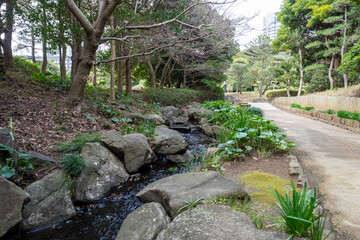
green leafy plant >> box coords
[177,197,205,214]
[290,103,302,109]
[303,106,315,111]
[246,107,263,117]
[134,120,156,139]
[270,181,321,236]
[326,109,334,115]
[202,101,295,160]
[56,133,100,153]
[337,110,360,121]
[269,181,338,239]
[0,119,35,179]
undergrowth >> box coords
[201,101,295,160]
[56,133,100,153]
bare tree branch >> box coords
[99,35,146,44]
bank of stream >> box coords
[4,127,210,240]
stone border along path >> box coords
[249,102,360,240]
[273,103,360,134]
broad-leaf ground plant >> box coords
[201,101,295,159]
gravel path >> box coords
[252,102,360,239]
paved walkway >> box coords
[252,103,360,239]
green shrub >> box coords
[326,109,334,115]
[303,106,314,111]
[337,110,360,121]
[142,87,224,107]
[246,107,263,117]
[56,133,100,153]
[13,56,41,74]
[143,88,197,107]
[290,103,302,109]
[290,104,314,111]
[197,85,225,102]
[265,89,305,101]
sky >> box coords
[227,0,283,49]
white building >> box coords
[263,12,280,40]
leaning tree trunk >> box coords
[146,59,157,87]
[66,35,99,105]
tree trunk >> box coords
[341,6,348,89]
[66,35,99,105]
[146,59,157,87]
[92,64,96,86]
[183,69,186,88]
[61,44,67,78]
[125,58,131,93]
[329,55,335,89]
[160,57,171,89]
[4,0,14,68]
[109,16,116,101]
[237,78,242,94]
[31,29,36,63]
[41,40,47,74]
[297,47,304,96]
[41,7,47,74]
[286,79,291,97]
[116,42,123,94]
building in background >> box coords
[263,12,280,40]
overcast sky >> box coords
[228,0,283,49]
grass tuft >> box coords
[56,133,100,153]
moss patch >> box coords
[240,170,294,205]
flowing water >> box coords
[4,127,210,240]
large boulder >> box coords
[185,108,214,122]
[151,127,188,155]
[128,113,165,125]
[99,130,125,156]
[202,124,222,137]
[136,171,248,218]
[160,106,180,125]
[116,202,170,240]
[167,150,195,164]
[75,142,129,202]
[100,131,157,173]
[0,177,28,237]
[21,171,76,231]
[156,204,292,240]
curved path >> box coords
[252,102,360,239]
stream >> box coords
[4,127,210,240]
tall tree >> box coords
[245,34,274,99]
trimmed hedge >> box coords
[142,87,224,107]
[265,89,305,101]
